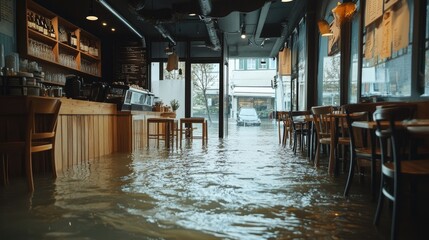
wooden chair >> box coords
[179,117,208,146]
[147,117,177,148]
[373,106,429,240]
[342,103,379,197]
[311,106,334,167]
[276,111,290,147]
[0,96,61,192]
[289,110,311,155]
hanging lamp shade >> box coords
[317,20,333,37]
[332,2,356,24]
[86,0,98,21]
[166,53,179,72]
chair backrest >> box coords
[311,106,333,139]
[31,97,62,138]
[373,106,414,172]
[289,110,311,131]
[0,96,30,146]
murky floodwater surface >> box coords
[1,121,386,239]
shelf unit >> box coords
[18,0,101,78]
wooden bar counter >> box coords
[1,96,160,177]
[56,98,160,172]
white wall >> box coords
[151,62,185,118]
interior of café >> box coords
[1,0,429,239]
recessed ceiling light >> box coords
[188,13,197,16]
[111,28,116,32]
[281,0,293,2]
[102,22,107,26]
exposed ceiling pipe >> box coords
[153,24,176,46]
[198,0,221,51]
[128,0,176,46]
[269,23,287,58]
[254,2,271,40]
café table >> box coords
[351,119,429,196]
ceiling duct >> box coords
[153,24,176,46]
[198,0,221,51]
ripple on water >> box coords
[0,122,387,239]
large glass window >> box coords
[322,54,341,106]
[348,0,360,103]
[318,0,340,106]
[297,19,307,110]
[361,0,413,98]
[424,0,429,96]
[191,63,220,125]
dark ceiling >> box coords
[33,0,307,58]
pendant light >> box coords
[317,20,333,37]
[86,0,98,21]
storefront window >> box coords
[322,54,341,106]
[424,0,429,96]
[318,0,340,106]
[362,0,413,98]
[348,1,360,103]
[297,19,307,110]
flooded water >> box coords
[0,120,397,239]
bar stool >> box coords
[179,117,208,146]
[146,118,177,148]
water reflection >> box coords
[1,121,387,239]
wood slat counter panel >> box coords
[55,98,118,172]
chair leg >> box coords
[51,146,57,179]
[373,174,385,225]
[293,132,297,154]
[1,154,9,185]
[344,151,356,197]
[26,151,34,192]
[314,142,320,168]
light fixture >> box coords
[332,2,357,24]
[281,0,293,2]
[317,20,333,37]
[102,22,107,26]
[188,13,197,17]
[86,0,98,21]
[98,0,143,38]
[241,26,246,39]
[111,28,116,32]
[241,14,246,39]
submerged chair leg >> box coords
[344,150,356,197]
[373,174,385,226]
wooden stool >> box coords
[179,117,208,146]
[147,118,177,148]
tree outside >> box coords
[191,63,219,123]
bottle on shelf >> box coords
[70,31,77,48]
[37,15,44,33]
[48,20,56,39]
[58,25,68,44]
[27,11,35,30]
[42,17,49,36]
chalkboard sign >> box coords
[116,41,147,88]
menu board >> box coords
[116,41,147,88]
[365,0,383,27]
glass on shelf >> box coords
[81,58,99,76]
[58,53,77,69]
[28,38,55,62]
